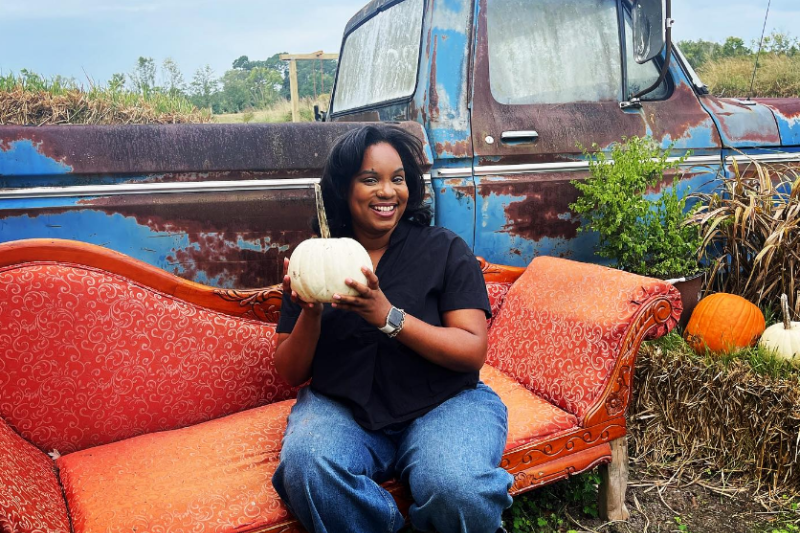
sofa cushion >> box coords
[480,365,577,449]
[0,419,71,533]
[57,400,295,533]
[0,263,294,455]
[487,256,680,423]
[55,366,574,533]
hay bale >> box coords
[630,342,800,492]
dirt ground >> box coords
[567,471,796,533]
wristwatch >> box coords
[379,306,406,338]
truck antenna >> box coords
[748,0,772,101]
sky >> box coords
[1,0,799,87]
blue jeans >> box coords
[272,382,513,533]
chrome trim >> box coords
[475,162,587,176]
[0,173,433,200]
[727,153,800,165]
[474,155,721,176]
[501,130,539,141]
[433,168,473,178]
[0,178,321,200]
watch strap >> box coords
[379,306,405,336]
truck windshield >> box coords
[332,0,424,114]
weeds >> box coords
[212,97,325,124]
[690,158,800,315]
[699,54,800,98]
[502,471,600,533]
[0,71,210,124]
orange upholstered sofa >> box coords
[0,238,680,533]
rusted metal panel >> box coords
[412,0,474,161]
[0,122,433,288]
[699,97,781,148]
[433,175,476,247]
[0,189,315,288]
[469,0,721,159]
[466,0,723,268]
[0,123,432,176]
[755,99,800,147]
[474,165,718,268]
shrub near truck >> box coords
[2,0,800,288]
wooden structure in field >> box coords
[279,51,338,122]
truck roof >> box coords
[345,0,399,35]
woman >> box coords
[272,124,512,533]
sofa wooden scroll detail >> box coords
[0,239,681,533]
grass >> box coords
[652,323,799,380]
[0,71,209,125]
[699,54,800,98]
[212,96,326,124]
[502,471,600,533]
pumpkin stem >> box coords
[781,293,791,330]
[314,183,331,239]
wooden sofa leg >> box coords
[598,436,630,521]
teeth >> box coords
[373,206,395,212]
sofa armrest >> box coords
[486,256,680,426]
[0,419,70,533]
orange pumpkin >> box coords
[684,293,765,355]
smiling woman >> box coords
[271,124,513,533]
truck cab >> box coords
[328,0,800,265]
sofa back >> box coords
[486,256,680,424]
[0,243,294,455]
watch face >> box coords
[387,307,404,328]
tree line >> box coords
[115,54,336,114]
[677,30,799,69]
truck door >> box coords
[469,0,722,267]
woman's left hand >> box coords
[331,267,393,328]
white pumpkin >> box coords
[759,294,800,363]
[288,237,371,303]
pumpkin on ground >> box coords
[288,183,371,303]
[759,294,800,363]
[684,293,766,355]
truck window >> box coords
[487,0,622,105]
[624,14,669,99]
[332,0,424,113]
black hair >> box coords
[314,124,433,237]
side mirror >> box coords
[632,0,665,64]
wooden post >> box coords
[598,436,630,521]
[280,52,339,123]
[288,59,300,123]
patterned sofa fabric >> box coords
[487,256,681,423]
[0,240,681,532]
[485,281,513,329]
[0,419,70,533]
[0,263,295,455]
[53,364,575,533]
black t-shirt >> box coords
[277,220,492,430]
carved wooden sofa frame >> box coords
[0,239,680,532]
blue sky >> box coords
[1,0,799,86]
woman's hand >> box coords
[282,258,323,316]
[331,266,392,327]
[274,257,323,387]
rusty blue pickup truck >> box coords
[2,0,800,288]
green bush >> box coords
[570,136,702,278]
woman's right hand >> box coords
[283,257,323,316]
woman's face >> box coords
[348,142,409,238]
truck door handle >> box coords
[501,130,539,143]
